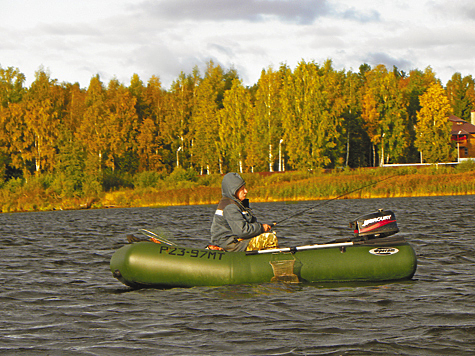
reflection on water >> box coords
[1,195,474,355]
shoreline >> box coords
[2,167,474,213]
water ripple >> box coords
[1,196,474,355]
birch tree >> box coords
[219,78,250,173]
[23,68,60,173]
[362,65,407,166]
[164,71,196,169]
[254,67,282,172]
[0,66,26,178]
[191,61,225,174]
[77,75,108,177]
[282,60,344,169]
[105,78,138,171]
[415,83,454,163]
[137,75,165,171]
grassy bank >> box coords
[1,163,475,213]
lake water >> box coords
[1,195,474,355]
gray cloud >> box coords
[132,0,381,25]
[38,23,102,37]
[133,0,331,25]
[3,0,473,90]
[432,0,475,21]
[341,7,380,22]
[364,52,413,72]
[207,43,236,58]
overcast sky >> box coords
[1,0,474,89]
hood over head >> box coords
[221,172,245,200]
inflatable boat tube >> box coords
[110,235,417,288]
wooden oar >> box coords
[245,241,358,255]
[139,229,177,246]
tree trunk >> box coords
[268,144,273,172]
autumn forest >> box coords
[1,59,474,198]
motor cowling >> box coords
[349,209,399,239]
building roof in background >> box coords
[449,115,475,135]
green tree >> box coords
[399,67,438,163]
[254,67,283,172]
[281,60,344,169]
[318,60,347,167]
[128,73,147,123]
[219,78,251,173]
[361,65,407,166]
[446,72,475,121]
[55,130,86,197]
[415,83,454,163]
[191,61,225,174]
[51,82,87,195]
[341,70,368,167]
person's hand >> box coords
[262,224,272,232]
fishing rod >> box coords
[271,174,397,227]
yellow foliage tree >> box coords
[219,78,251,173]
[105,79,138,170]
[23,69,59,173]
[415,83,454,163]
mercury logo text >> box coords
[362,215,392,227]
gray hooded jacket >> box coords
[210,173,264,251]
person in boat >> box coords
[209,172,279,252]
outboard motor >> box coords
[349,209,399,239]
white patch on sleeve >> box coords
[215,209,223,216]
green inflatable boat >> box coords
[110,210,417,288]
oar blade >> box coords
[138,228,178,246]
